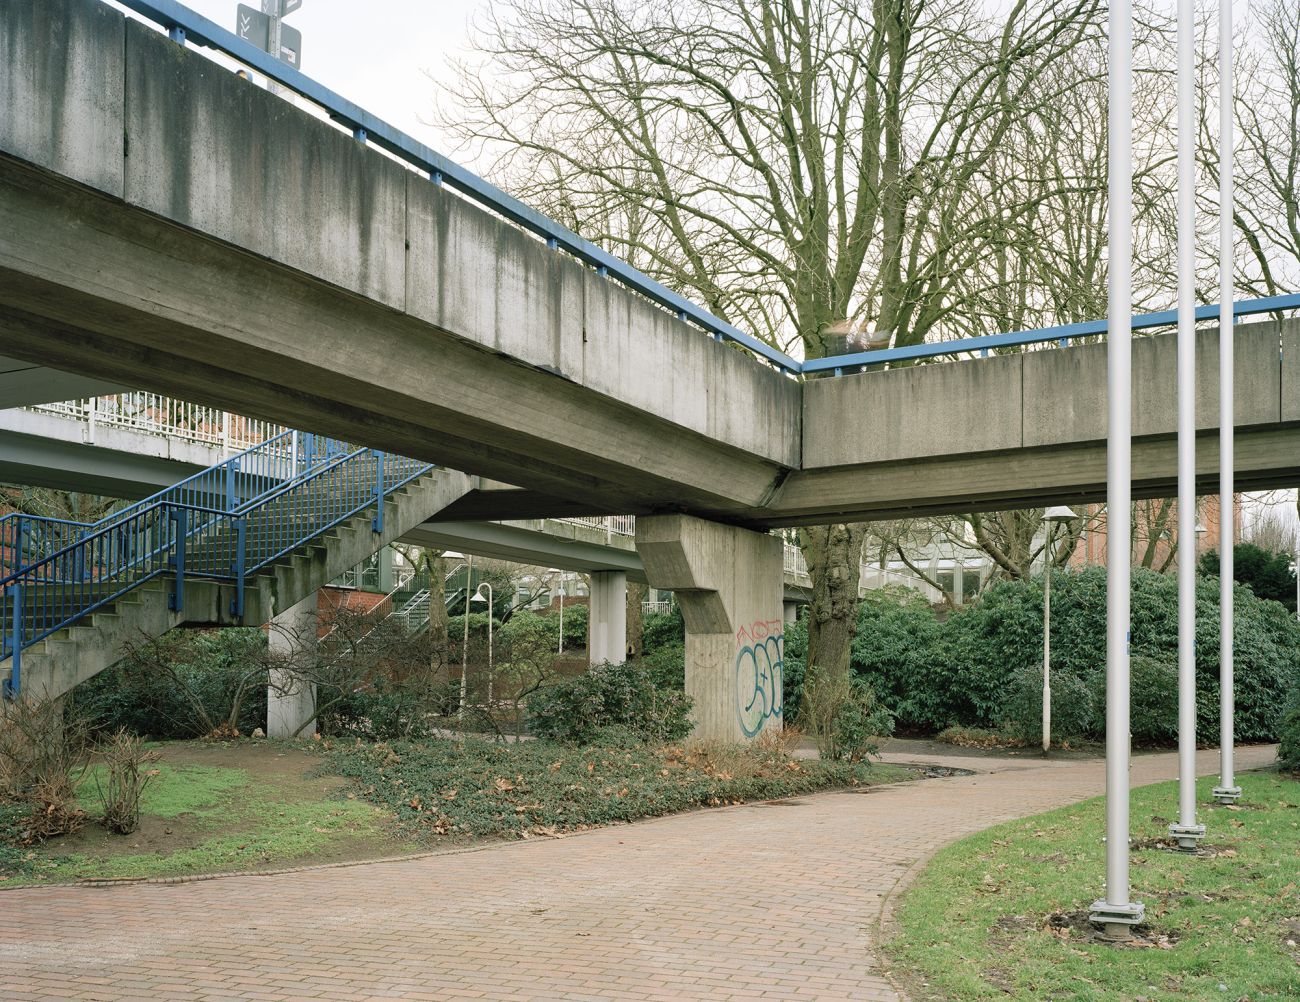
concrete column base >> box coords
[588,570,628,666]
[636,515,783,742]
[267,591,319,739]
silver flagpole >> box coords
[1171,0,1206,851]
[1090,0,1144,937]
[1214,0,1242,806]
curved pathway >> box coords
[0,744,1275,1001]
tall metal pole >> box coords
[458,554,473,721]
[1042,529,1053,755]
[1171,0,1205,851]
[1214,0,1242,806]
[1091,0,1144,936]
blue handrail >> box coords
[0,430,353,582]
[1,436,433,697]
[801,293,1300,374]
[110,0,802,375]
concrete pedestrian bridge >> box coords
[2,0,1299,742]
[3,1,1297,530]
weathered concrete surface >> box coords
[125,23,408,311]
[0,0,123,197]
[636,515,783,742]
[1284,320,1300,425]
[0,744,1276,1001]
[785,319,1300,523]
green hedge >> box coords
[1200,543,1297,613]
[643,606,685,651]
[525,661,692,744]
[782,565,1300,745]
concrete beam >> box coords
[0,0,799,524]
[0,157,792,523]
[403,519,646,582]
[780,321,1300,524]
[0,357,121,407]
[0,407,214,497]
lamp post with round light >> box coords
[1041,505,1080,753]
[470,583,494,706]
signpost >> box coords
[236,1,303,71]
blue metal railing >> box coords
[1,438,432,697]
[800,293,1300,374]
[0,430,352,577]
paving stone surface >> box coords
[0,744,1275,1001]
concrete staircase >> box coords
[1,466,470,701]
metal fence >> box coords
[26,393,283,453]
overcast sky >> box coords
[110,0,486,156]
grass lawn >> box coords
[0,740,401,884]
[1,734,915,883]
[887,770,1300,1002]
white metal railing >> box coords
[554,514,637,538]
[26,393,284,453]
[642,600,672,616]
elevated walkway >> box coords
[0,431,470,700]
[2,0,1296,528]
[0,392,944,605]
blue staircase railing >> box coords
[1,437,432,698]
[0,430,353,578]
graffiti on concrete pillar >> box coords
[735,619,784,737]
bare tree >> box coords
[1207,0,1300,297]
[444,0,1109,684]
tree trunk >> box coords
[625,581,645,659]
[799,523,868,685]
[427,552,450,676]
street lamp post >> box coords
[557,572,566,655]
[1042,506,1079,754]
[458,554,473,721]
[470,583,494,707]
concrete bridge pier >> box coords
[783,601,799,624]
[635,515,784,742]
[267,592,319,739]
[588,571,628,666]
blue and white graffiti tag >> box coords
[735,619,783,737]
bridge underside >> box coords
[3,150,1297,527]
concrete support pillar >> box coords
[267,591,318,739]
[636,515,784,742]
[783,601,798,624]
[588,571,627,666]
[377,545,395,592]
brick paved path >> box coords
[0,744,1275,1001]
